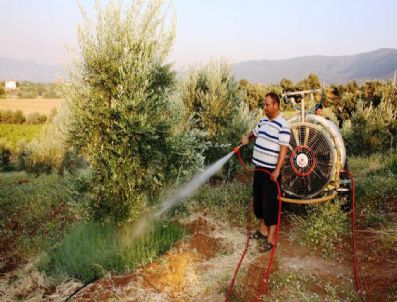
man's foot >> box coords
[250,230,268,241]
[263,241,274,252]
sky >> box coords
[0,0,397,67]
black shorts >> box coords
[253,167,280,226]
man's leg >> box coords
[259,219,269,236]
[267,224,276,244]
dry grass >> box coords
[0,98,63,115]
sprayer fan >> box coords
[282,122,335,198]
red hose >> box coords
[225,147,282,302]
[340,169,365,300]
[226,153,364,301]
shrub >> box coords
[0,84,5,98]
[389,153,397,175]
[180,62,256,165]
[12,110,26,124]
[21,130,80,176]
[343,100,397,155]
[0,138,11,170]
[26,112,47,124]
[0,110,13,123]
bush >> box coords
[343,100,397,155]
[0,84,5,98]
[0,139,11,170]
[389,153,397,175]
[21,131,81,176]
[12,110,25,124]
[0,110,13,123]
[180,62,255,165]
[26,112,47,124]
[0,110,48,125]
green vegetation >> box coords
[288,200,349,257]
[0,172,75,256]
[350,153,397,209]
[0,124,43,150]
[0,109,51,124]
[3,81,63,99]
[66,0,205,222]
[1,1,396,300]
[0,139,11,171]
[40,220,184,283]
[180,62,254,164]
[180,180,251,226]
[261,271,359,302]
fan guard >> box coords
[282,122,335,198]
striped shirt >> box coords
[252,113,291,169]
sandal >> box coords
[250,230,268,241]
[263,241,274,252]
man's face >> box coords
[315,108,322,116]
[263,96,279,118]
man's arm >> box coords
[270,144,288,182]
[241,130,255,145]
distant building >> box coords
[5,80,17,90]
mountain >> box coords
[232,48,397,84]
[0,58,64,83]
[2,48,397,84]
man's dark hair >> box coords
[265,92,280,105]
[315,103,323,110]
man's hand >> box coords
[270,168,280,183]
[241,135,249,145]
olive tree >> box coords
[66,0,203,222]
[180,62,255,165]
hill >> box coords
[0,58,64,83]
[1,48,397,84]
[232,48,397,84]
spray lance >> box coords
[233,144,243,154]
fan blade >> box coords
[304,126,310,146]
[292,128,300,147]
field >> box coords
[0,99,63,115]
[0,154,396,301]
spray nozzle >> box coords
[233,144,243,154]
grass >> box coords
[0,172,75,256]
[39,220,185,283]
[261,271,360,302]
[0,124,43,150]
[179,180,252,227]
[349,153,397,213]
[287,199,349,258]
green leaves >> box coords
[66,1,202,222]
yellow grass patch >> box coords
[0,99,63,115]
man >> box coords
[241,92,291,252]
[314,103,323,116]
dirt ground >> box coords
[0,98,63,115]
[0,212,395,301]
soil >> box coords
[1,211,395,301]
[356,230,397,302]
